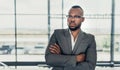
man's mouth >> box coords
[70,23,76,26]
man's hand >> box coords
[76,54,85,62]
[49,43,61,54]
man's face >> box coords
[67,8,84,31]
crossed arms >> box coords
[49,43,85,63]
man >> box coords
[45,5,97,70]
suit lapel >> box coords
[72,31,84,54]
[64,29,72,53]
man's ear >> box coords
[81,17,85,22]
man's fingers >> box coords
[51,45,59,51]
[51,44,60,52]
[49,44,61,54]
[50,49,58,54]
[54,43,60,49]
[49,46,59,54]
[49,47,58,54]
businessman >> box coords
[45,5,97,70]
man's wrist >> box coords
[76,54,85,62]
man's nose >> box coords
[71,17,75,21]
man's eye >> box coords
[74,16,81,18]
[66,15,82,18]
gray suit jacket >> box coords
[45,29,97,70]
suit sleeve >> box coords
[45,31,77,67]
[75,35,97,70]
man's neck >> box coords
[70,29,80,40]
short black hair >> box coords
[72,5,81,8]
[71,5,83,11]
[71,5,84,15]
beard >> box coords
[69,24,81,31]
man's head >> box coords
[67,5,84,31]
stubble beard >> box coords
[69,24,81,31]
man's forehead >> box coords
[69,8,82,15]
[70,8,81,11]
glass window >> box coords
[16,15,48,62]
[0,0,14,14]
[0,0,15,62]
[114,0,120,61]
[16,0,48,62]
[50,0,62,14]
[16,0,47,14]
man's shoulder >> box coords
[55,29,67,31]
[82,31,95,38]
[54,29,68,33]
[82,32,95,43]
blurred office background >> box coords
[0,0,120,70]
